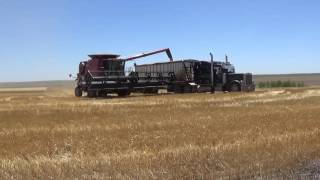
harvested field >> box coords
[0,87,48,93]
[0,87,320,179]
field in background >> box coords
[254,73,320,86]
[257,80,305,88]
[0,85,320,178]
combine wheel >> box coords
[87,90,97,98]
[75,87,82,97]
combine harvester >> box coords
[74,48,255,97]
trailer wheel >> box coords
[186,86,194,93]
[229,83,241,92]
[118,90,130,97]
[174,85,184,93]
[144,88,158,94]
[97,90,108,97]
[75,87,82,97]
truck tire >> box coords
[229,83,241,92]
[118,89,130,97]
[75,87,82,97]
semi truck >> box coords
[74,48,255,97]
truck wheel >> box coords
[87,90,97,98]
[75,87,82,97]
[118,90,130,97]
[229,83,241,92]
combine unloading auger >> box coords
[120,48,173,62]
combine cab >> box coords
[75,48,255,97]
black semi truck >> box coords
[74,48,255,97]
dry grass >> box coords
[0,87,320,179]
[0,87,47,92]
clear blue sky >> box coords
[0,0,319,82]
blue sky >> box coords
[0,0,319,82]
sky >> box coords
[0,0,319,82]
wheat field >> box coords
[0,87,320,179]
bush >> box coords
[258,80,305,88]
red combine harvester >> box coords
[75,48,255,97]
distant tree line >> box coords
[258,80,305,88]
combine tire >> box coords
[229,83,241,92]
[87,90,97,98]
[75,87,82,97]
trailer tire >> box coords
[144,88,158,94]
[118,90,130,97]
[75,87,82,97]
[229,82,241,92]
[174,85,184,93]
[97,90,108,97]
[183,85,195,93]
